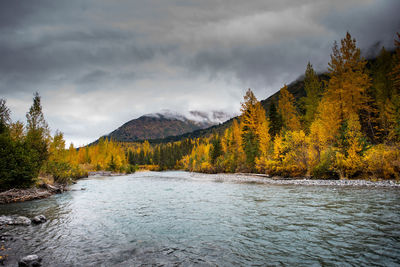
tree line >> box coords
[0,93,88,190]
[1,32,399,191]
[181,32,400,179]
[81,32,400,180]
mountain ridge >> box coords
[96,54,384,145]
[100,110,232,143]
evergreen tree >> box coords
[392,33,400,91]
[268,101,282,137]
[0,99,11,134]
[335,114,366,178]
[26,92,50,165]
[301,62,323,131]
[240,89,270,170]
[370,47,394,141]
[0,99,39,190]
[210,135,223,165]
[108,155,117,172]
[387,32,400,142]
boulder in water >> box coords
[14,216,32,225]
[0,215,31,226]
[32,215,47,224]
[18,255,42,267]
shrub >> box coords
[363,144,400,180]
[311,149,338,179]
[0,135,41,190]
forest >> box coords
[1,32,399,190]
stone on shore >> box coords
[42,184,63,193]
[32,215,47,224]
[18,255,42,267]
[0,183,67,204]
[0,188,53,204]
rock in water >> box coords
[32,215,47,224]
[0,215,13,225]
[0,216,31,226]
[18,255,42,267]
[15,216,32,225]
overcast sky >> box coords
[1,0,399,146]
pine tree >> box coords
[268,101,282,137]
[0,99,39,189]
[335,114,365,178]
[392,33,400,91]
[108,155,117,172]
[26,92,50,165]
[240,89,270,170]
[0,99,11,134]
[210,135,223,165]
[302,62,323,131]
[9,121,25,141]
[387,32,400,142]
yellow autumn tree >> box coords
[221,119,245,172]
[325,32,371,122]
[363,144,400,180]
[66,143,78,166]
[335,114,365,179]
[309,97,341,162]
[240,89,271,170]
[183,139,212,172]
[256,134,284,175]
[278,85,301,132]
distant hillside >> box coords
[101,110,232,142]
[150,74,329,143]
[153,53,386,144]
[90,53,390,145]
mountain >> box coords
[105,110,232,142]
[97,54,386,145]
[148,73,330,143]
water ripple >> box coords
[0,171,399,266]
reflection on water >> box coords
[1,171,399,266]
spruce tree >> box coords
[26,92,50,165]
[302,62,323,131]
[268,101,282,137]
[210,136,223,165]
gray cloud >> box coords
[0,0,398,145]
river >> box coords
[1,171,399,266]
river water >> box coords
[1,171,399,266]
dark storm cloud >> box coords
[185,0,400,95]
[0,26,163,93]
[77,70,110,84]
[0,0,398,145]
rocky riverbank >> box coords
[203,173,400,188]
[0,184,66,204]
[0,215,47,266]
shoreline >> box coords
[208,173,400,188]
[0,184,66,205]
